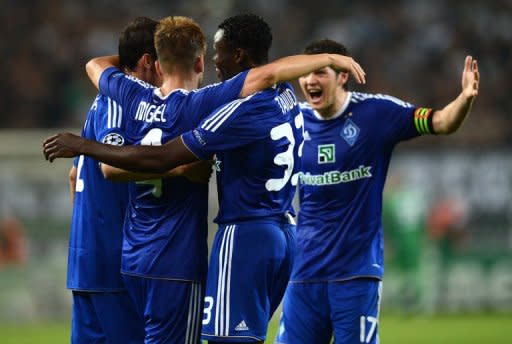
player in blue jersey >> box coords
[273,39,480,344]
[43,15,366,344]
[66,17,159,344]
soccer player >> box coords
[274,39,479,344]
[66,17,158,344]
[43,15,366,344]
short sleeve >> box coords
[99,67,153,112]
[181,70,249,125]
[372,94,433,145]
[182,93,273,159]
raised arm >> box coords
[432,56,479,134]
[240,53,366,97]
[44,133,197,173]
[85,55,120,89]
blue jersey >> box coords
[68,94,129,291]
[98,67,248,281]
[182,83,303,224]
[291,92,430,282]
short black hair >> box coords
[118,17,158,71]
[218,14,272,65]
[303,39,349,56]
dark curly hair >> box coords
[303,39,349,56]
[118,17,158,71]
[218,14,272,65]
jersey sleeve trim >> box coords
[414,107,435,135]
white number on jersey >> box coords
[265,112,304,191]
[360,315,378,343]
[136,128,163,197]
[202,296,214,325]
[75,155,85,192]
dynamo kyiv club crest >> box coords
[341,119,360,146]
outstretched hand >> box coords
[43,133,84,162]
[462,55,479,99]
[330,55,366,84]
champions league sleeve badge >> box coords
[102,132,125,146]
[341,119,360,146]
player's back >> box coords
[98,67,251,281]
[184,83,304,224]
[120,88,210,281]
[68,94,129,291]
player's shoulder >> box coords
[122,74,155,90]
[351,92,413,108]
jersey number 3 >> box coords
[265,112,304,191]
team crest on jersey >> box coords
[341,119,360,146]
[318,144,335,164]
[102,133,124,146]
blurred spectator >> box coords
[383,174,427,313]
[0,0,509,148]
[0,217,28,267]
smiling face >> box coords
[213,28,243,81]
[299,67,348,117]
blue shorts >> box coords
[122,274,204,344]
[71,290,144,344]
[201,220,296,342]
[275,279,382,344]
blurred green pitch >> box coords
[2,313,511,343]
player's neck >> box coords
[159,73,199,96]
[318,89,348,119]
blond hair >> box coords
[155,16,207,73]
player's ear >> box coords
[194,54,204,74]
[234,48,246,65]
[142,53,153,69]
[155,60,163,76]
[337,71,349,88]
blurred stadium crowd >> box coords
[1,0,510,147]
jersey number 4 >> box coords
[265,112,304,191]
[136,128,163,197]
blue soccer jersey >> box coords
[68,94,129,291]
[182,83,304,224]
[98,67,248,281]
[291,92,431,282]
[183,83,302,341]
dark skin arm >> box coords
[44,133,197,173]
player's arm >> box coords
[101,160,212,184]
[241,53,366,97]
[44,133,198,173]
[85,55,120,89]
[432,56,479,134]
[69,166,77,204]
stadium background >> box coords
[1,0,511,342]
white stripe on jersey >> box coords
[215,225,236,336]
[107,98,112,128]
[202,100,242,131]
[185,283,202,344]
[215,226,230,335]
[117,106,122,127]
[202,95,255,132]
[351,92,413,108]
[225,226,235,336]
[107,98,122,129]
